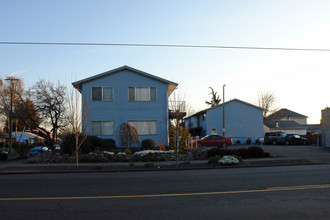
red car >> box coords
[194,135,233,148]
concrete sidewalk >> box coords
[0,155,318,175]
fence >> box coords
[188,136,199,149]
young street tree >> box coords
[168,90,189,161]
[257,91,277,118]
[205,87,221,107]
[66,87,90,167]
[30,79,67,148]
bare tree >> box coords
[205,87,221,107]
[168,91,186,127]
[0,78,24,122]
[257,91,278,118]
[0,78,39,131]
[13,98,41,131]
[29,79,67,148]
[168,90,189,161]
[66,86,90,167]
[0,78,53,148]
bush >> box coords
[81,136,102,153]
[231,154,243,161]
[158,143,166,151]
[236,148,250,159]
[209,155,221,164]
[263,152,271,157]
[207,148,236,158]
[247,146,264,158]
[246,138,252,145]
[207,146,270,159]
[59,133,76,155]
[236,140,241,144]
[100,139,116,151]
[168,126,191,150]
[141,139,155,150]
[125,148,133,155]
[60,133,102,155]
[13,142,33,158]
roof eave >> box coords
[71,66,178,92]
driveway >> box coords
[236,144,330,163]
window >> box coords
[92,87,113,101]
[92,121,114,136]
[128,87,156,101]
[128,121,157,135]
[92,87,102,101]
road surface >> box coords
[1,164,329,219]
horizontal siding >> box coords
[81,69,170,147]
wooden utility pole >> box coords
[4,77,18,153]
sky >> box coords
[1,0,330,124]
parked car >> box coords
[278,134,308,145]
[29,146,51,156]
[264,131,286,145]
[0,149,8,160]
[193,135,233,148]
[54,144,61,151]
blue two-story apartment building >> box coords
[72,66,178,147]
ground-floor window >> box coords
[92,121,114,136]
[128,120,157,135]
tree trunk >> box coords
[76,135,79,168]
[76,148,79,168]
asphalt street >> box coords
[1,164,330,219]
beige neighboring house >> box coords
[264,108,308,135]
[13,131,45,144]
[321,107,330,147]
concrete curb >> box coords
[0,158,320,175]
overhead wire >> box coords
[1,41,330,52]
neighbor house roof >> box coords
[12,132,45,140]
[185,99,263,120]
[266,108,307,120]
[72,65,178,96]
[264,120,307,130]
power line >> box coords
[1,41,330,52]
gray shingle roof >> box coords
[266,108,307,120]
[185,99,263,120]
[72,65,178,93]
[264,120,306,129]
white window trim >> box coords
[91,86,114,101]
[128,87,157,102]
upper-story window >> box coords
[128,87,156,101]
[92,87,113,101]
